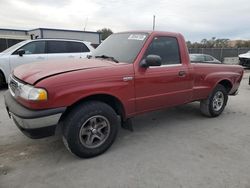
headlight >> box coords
[18,85,48,101]
[9,75,48,101]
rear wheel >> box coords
[62,101,119,158]
[200,84,228,117]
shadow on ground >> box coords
[0,102,203,164]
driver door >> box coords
[135,36,193,113]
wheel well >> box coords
[218,80,232,93]
[62,94,126,122]
[0,70,7,85]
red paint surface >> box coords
[13,31,244,118]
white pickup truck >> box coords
[0,39,94,87]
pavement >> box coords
[0,70,250,188]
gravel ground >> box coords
[0,70,250,188]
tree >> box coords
[187,37,230,48]
[97,28,113,41]
[201,39,208,47]
[186,41,192,48]
[214,39,229,48]
[235,40,250,48]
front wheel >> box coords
[200,84,228,117]
[62,101,119,158]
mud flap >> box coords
[121,118,133,132]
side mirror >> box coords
[140,55,162,68]
[17,49,25,57]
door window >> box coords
[144,37,181,65]
[190,54,205,62]
[67,42,90,53]
[47,41,68,53]
[205,55,214,61]
[14,41,45,54]
[47,41,90,53]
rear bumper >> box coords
[4,91,66,138]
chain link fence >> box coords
[188,48,250,62]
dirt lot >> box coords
[0,70,250,188]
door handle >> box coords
[68,55,74,58]
[178,71,186,77]
[123,76,133,81]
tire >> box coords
[0,72,6,88]
[200,84,228,117]
[62,101,119,158]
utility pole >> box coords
[84,17,88,31]
[153,15,155,30]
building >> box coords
[0,28,101,52]
[0,29,29,52]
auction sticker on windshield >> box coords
[128,34,147,40]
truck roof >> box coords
[116,30,182,37]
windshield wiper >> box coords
[95,55,119,63]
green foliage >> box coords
[97,28,113,40]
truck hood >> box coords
[13,58,118,85]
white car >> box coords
[239,51,250,67]
[0,39,94,87]
[190,53,222,64]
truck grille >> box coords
[239,58,250,66]
[9,79,18,93]
[9,76,23,97]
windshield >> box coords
[1,40,28,54]
[92,33,149,63]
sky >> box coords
[0,0,249,42]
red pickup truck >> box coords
[4,31,244,158]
